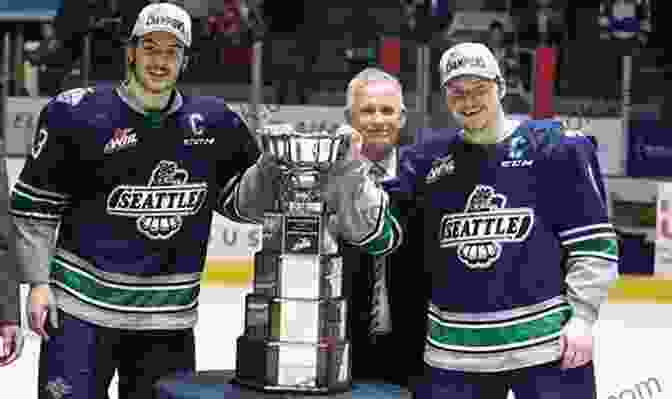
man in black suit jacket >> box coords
[341,67,428,388]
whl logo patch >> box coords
[106,160,208,240]
[439,185,534,269]
[425,154,455,184]
[104,128,137,154]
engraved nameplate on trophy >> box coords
[243,295,346,342]
[254,254,343,299]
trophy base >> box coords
[234,336,351,394]
[231,376,353,394]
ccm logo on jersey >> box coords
[106,160,208,240]
[501,159,534,167]
[439,185,534,269]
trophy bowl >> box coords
[256,122,352,171]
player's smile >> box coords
[147,70,168,80]
[362,128,394,141]
[462,108,484,117]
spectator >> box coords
[28,0,189,94]
[599,0,651,46]
[515,0,565,48]
[486,20,531,112]
[209,0,254,67]
[27,0,128,94]
[263,0,309,104]
[208,0,244,42]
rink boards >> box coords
[203,257,672,303]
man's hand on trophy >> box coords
[234,153,283,223]
[323,125,389,244]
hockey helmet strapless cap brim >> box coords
[131,3,192,48]
[439,42,505,98]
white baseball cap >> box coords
[439,42,503,88]
[131,3,192,48]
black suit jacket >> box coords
[342,191,428,387]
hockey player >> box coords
[340,68,426,386]
[10,3,263,398]
[383,42,619,398]
[0,151,23,367]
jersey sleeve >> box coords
[215,111,262,221]
[381,145,421,198]
[0,154,19,323]
[548,136,615,245]
[547,134,619,331]
[12,101,77,207]
[9,101,76,284]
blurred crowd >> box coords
[2,0,666,118]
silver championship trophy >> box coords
[234,121,354,393]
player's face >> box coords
[350,81,403,160]
[130,31,183,94]
[444,77,499,131]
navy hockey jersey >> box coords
[10,86,260,330]
[384,119,619,372]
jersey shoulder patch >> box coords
[52,87,96,107]
[180,96,251,131]
[403,133,460,180]
[514,119,591,160]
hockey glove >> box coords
[322,141,390,246]
[232,153,282,223]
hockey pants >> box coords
[38,309,196,399]
[412,360,596,399]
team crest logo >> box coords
[104,128,137,154]
[425,154,455,183]
[439,185,534,269]
[106,160,208,240]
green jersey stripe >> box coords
[51,261,200,311]
[11,190,69,217]
[566,237,618,256]
[428,305,572,350]
[56,248,202,285]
